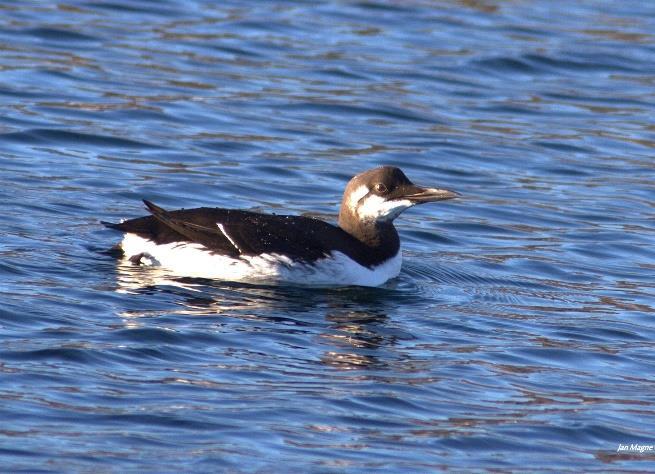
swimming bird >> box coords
[103,166,458,287]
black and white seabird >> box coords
[103,166,458,287]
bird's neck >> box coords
[338,210,400,252]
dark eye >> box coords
[374,183,387,194]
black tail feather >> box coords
[101,220,124,230]
[143,199,168,216]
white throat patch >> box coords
[347,184,370,211]
[357,194,413,222]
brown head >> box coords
[338,166,458,238]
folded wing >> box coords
[106,200,352,263]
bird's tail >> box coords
[101,220,125,230]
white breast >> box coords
[119,233,402,287]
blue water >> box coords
[1,0,655,471]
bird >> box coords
[103,166,458,287]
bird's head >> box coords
[338,166,458,231]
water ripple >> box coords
[1,0,654,471]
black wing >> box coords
[104,200,359,263]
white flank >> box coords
[357,195,413,222]
[119,233,402,287]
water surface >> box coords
[1,0,655,471]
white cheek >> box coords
[348,185,370,211]
[358,195,413,221]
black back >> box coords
[105,200,400,267]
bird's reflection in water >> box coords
[320,310,390,370]
[113,261,399,369]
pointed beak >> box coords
[400,184,460,204]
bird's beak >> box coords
[401,184,460,204]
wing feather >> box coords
[107,200,356,263]
[142,200,241,257]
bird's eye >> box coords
[374,183,387,194]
